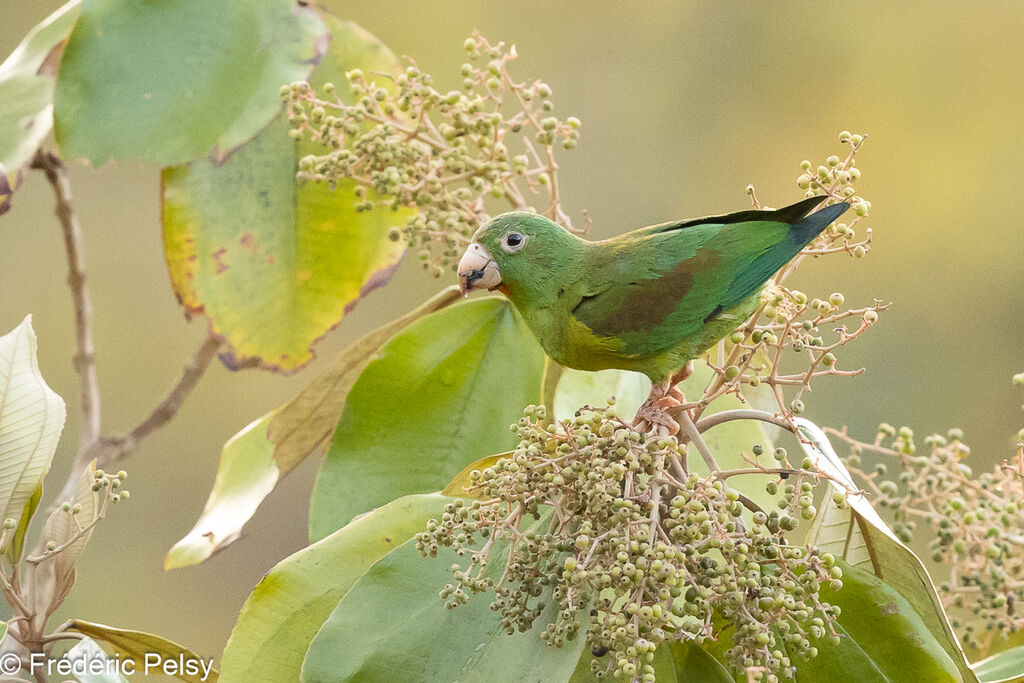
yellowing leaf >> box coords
[163,415,277,571]
[69,620,217,683]
[161,18,408,372]
[441,452,509,498]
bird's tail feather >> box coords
[722,200,849,305]
[789,201,850,248]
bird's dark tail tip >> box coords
[790,200,850,247]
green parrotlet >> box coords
[456,196,848,433]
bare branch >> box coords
[677,411,720,473]
[53,334,222,505]
[91,334,223,468]
[30,151,101,454]
[694,409,794,434]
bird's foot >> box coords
[665,385,686,404]
[657,386,695,425]
[632,387,680,436]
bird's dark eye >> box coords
[502,231,526,252]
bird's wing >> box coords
[631,195,828,238]
[571,199,846,358]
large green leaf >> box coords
[799,417,976,682]
[301,510,585,683]
[0,1,79,192]
[0,316,65,536]
[308,297,545,540]
[165,288,461,569]
[266,286,463,471]
[219,494,449,683]
[973,645,1024,683]
[786,562,961,681]
[162,18,408,372]
[54,0,326,165]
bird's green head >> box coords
[457,212,582,301]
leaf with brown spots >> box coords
[161,18,408,372]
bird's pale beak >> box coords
[457,243,502,295]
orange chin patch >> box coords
[491,283,510,296]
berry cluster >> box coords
[419,405,842,682]
[831,414,1024,655]
[282,32,582,277]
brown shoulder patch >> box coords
[574,260,701,337]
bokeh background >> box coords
[2,0,1023,663]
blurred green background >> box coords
[2,0,1022,662]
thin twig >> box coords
[678,411,720,473]
[54,334,222,505]
[694,409,793,434]
[30,151,101,454]
[98,334,222,466]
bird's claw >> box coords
[632,396,680,436]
